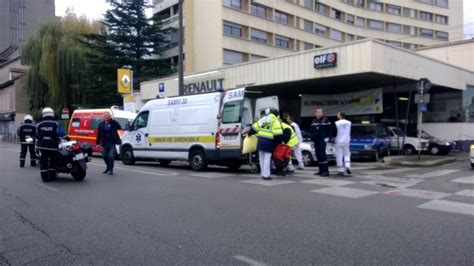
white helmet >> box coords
[42,107,54,118]
[24,114,33,122]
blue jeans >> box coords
[102,143,115,172]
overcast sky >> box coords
[56,0,474,39]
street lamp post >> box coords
[178,0,184,96]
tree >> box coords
[22,13,102,115]
[80,0,173,104]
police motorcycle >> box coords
[37,138,92,181]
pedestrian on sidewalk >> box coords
[248,109,283,180]
[286,115,305,170]
[310,107,332,176]
[17,114,37,167]
[96,112,122,175]
[334,112,352,176]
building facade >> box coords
[154,0,463,74]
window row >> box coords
[223,49,267,65]
[224,21,294,49]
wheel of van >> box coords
[250,162,260,174]
[121,147,136,165]
[189,150,208,171]
[302,151,314,167]
[403,145,416,156]
[159,160,171,167]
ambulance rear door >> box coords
[219,88,248,156]
[255,96,279,119]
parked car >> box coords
[470,144,474,169]
[388,127,429,155]
[299,131,335,166]
[421,131,456,156]
[350,123,390,161]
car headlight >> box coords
[364,144,374,150]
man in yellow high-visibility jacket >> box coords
[248,109,283,180]
[281,122,299,174]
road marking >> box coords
[451,176,474,184]
[36,183,59,192]
[383,188,450,200]
[455,190,474,197]
[0,147,18,152]
[417,200,474,216]
[300,179,354,187]
[189,173,235,179]
[88,162,178,176]
[240,179,295,186]
[405,169,460,179]
[361,168,416,176]
[311,187,378,199]
[233,255,267,266]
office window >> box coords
[304,19,313,32]
[436,0,448,7]
[403,7,411,17]
[402,43,411,49]
[436,31,448,41]
[304,0,313,9]
[420,11,433,21]
[369,0,383,11]
[315,3,327,14]
[355,17,365,27]
[435,15,448,24]
[330,9,343,20]
[223,21,242,37]
[355,0,364,7]
[251,28,268,43]
[420,28,433,38]
[387,4,401,15]
[304,42,314,50]
[386,41,402,47]
[330,29,343,41]
[250,54,266,61]
[403,25,411,35]
[224,49,244,65]
[368,20,383,30]
[251,3,267,18]
[387,23,401,33]
[421,0,433,4]
[275,10,289,24]
[346,34,355,42]
[315,23,328,35]
[223,0,241,9]
[275,35,290,48]
[346,14,354,25]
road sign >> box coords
[416,78,432,93]
[414,93,430,104]
[158,83,165,98]
[61,108,70,120]
[419,103,427,113]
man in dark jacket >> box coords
[310,107,332,176]
[96,112,121,175]
[17,114,37,167]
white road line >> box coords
[300,179,354,187]
[311,187,378,199]
[383,188,450,200]
[405,169,460,179]
[361,168,416,176]
[189,173,235,179]
[240,179,295,186]
[233,255,267,266]
[36,183,59,192]
[0,147,18,152]
[88,162,178,176]
[451,176,474,184]
[455,190,474,197]
[417,200,474,216]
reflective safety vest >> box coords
[251,113,283,139]
[282,122,299,148]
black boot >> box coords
[31,160,37,167]
[20,161,25,168]
[314,164,323,175]
[320,164,329,177]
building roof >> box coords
[415,39,474,51]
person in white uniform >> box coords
[286,116,305,170]
[334,112,352,176]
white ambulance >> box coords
[120,88,278,170]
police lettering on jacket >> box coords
[36,120,60,150]
[17,123,37,143]
[310,116,332,140]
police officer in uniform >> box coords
[310,107,332,176]
[248,109,283,180]
[17,114,37,167]
[36,107,66,182]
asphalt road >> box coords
[0,142,473,265]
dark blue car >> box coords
[350,123,390,161]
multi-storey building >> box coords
[154,0,463,74]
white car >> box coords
[388,127,429,155]
[299,131,336,167]
[470,145,474,169]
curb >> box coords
[383,156,457,167]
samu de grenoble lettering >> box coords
[183,78,225,95]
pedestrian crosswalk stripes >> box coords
[311,187,378,199]
[451,176,474,184]
[361,168,417,176]
[454,190,474,197]
[300,179,354,187]
[383,188,450,200]
[417,200,474,216]
[405,169,460,179]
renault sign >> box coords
[314,53,337,69]
[117,68,132,94]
